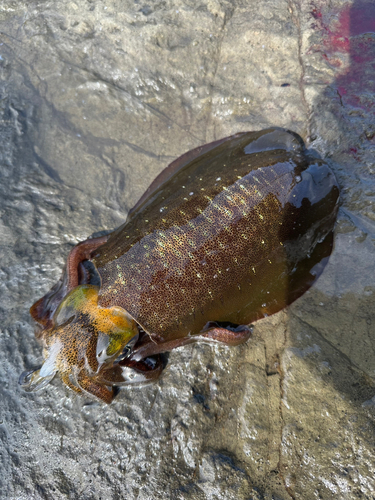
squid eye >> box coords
[96,331,139,366]
[113,333,139,364]
[53,285,100,327]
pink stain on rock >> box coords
[315,2,375,111]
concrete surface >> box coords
[0,0,374,498]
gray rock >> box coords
[0,0,374,498]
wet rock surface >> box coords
[0,0,374,498]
